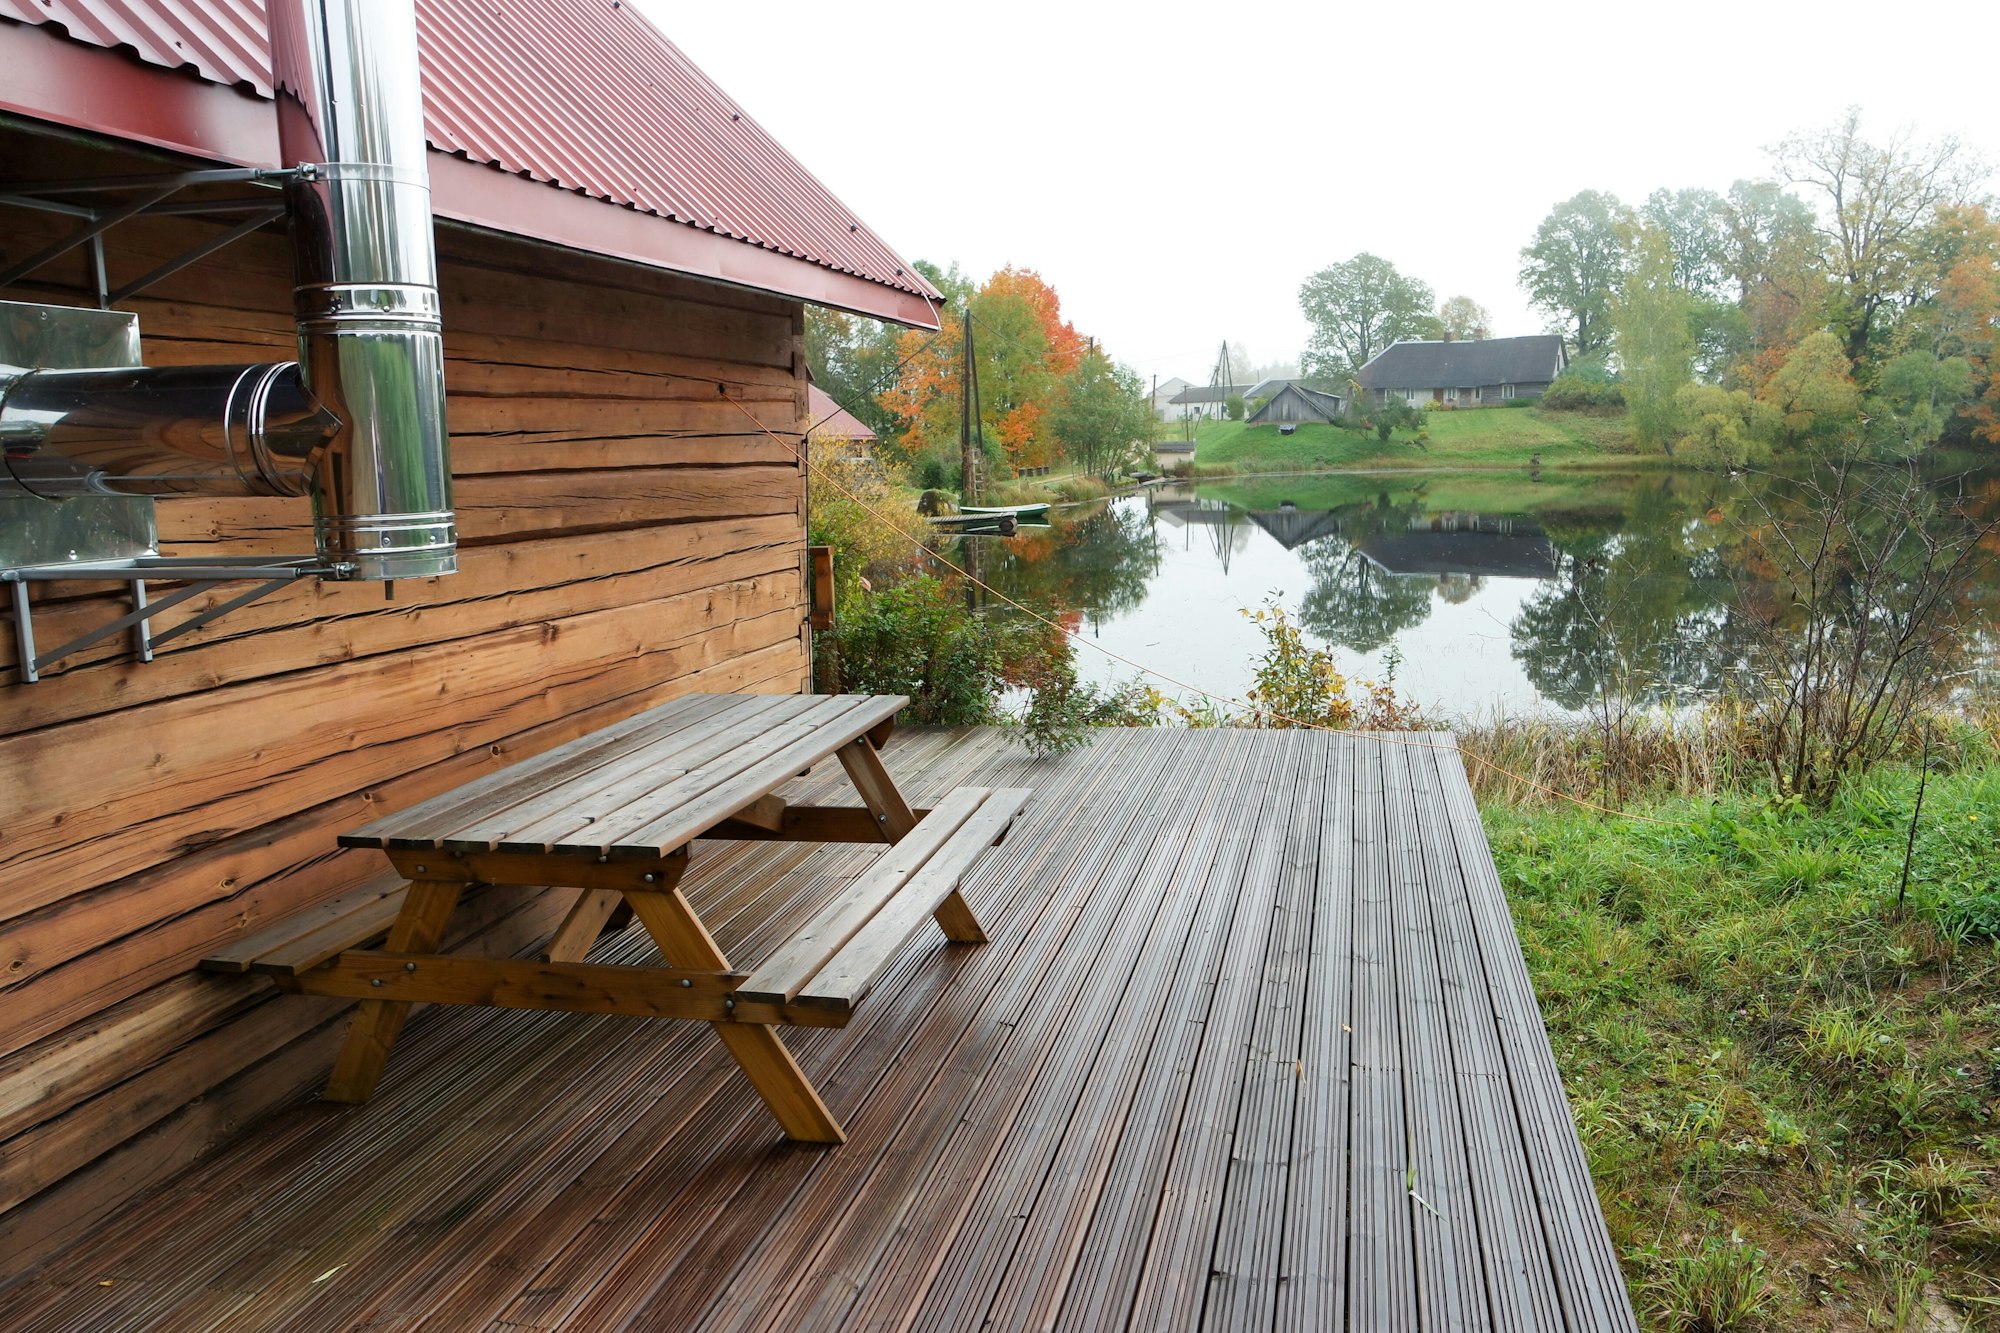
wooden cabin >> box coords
[0,0,937,1275]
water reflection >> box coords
[933,467,2000,718]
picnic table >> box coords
[201,693,1030,1144]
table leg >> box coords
[324,878,465,1103]
[542,888,625,962]
[836,737,917,840]
[622,852,846,1145]
[838,736,986,943]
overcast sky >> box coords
[642,0,2000,389]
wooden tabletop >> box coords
[339,693,908,861]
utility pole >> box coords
[959,307,978,505]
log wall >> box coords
[0,184,814,1274]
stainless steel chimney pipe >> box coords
[0,0,454,580]
[271,0,455,580]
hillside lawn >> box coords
[1185,405,1645,472]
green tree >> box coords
[1611,228,1696,452]
[1759,330,1861,445]
[1519,190,1633,356]
[805,307,902,438]
[1298,253,1440,380]
[1868,350,1976,455]
[1437,294,1493,341]
[1048,350,1156,475]
[1672,384,1778,468]
[1640,187,1731,297]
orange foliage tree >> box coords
[877,266,1098,481]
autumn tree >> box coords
[1437,295,1493,341]
[1298,253,1440,380]
[1773,108,1989,364]
[1519,190,1633,356]
[878,265,1104,481]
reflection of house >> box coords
[1245,382,1344,425]
[1167,382,1252,421]
[1355,336,1566,409]
[1244,507,1345,549]
[1354,514,1560,579]
[806,384,877,459]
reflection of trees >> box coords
[983,501,1161,622]
[1510,479,1735,709]
[1296,537,1434,653]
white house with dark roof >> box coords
[1354,336,1567,410]
[1167,382,1253,422]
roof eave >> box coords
[430,155,939,328]
[0,24,941,329]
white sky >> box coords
[642,0,2000,389]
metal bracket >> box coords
[0,168,299,307]
[3,555,341,683]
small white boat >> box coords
[956,502,1051,520]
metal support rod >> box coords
[0,168,291,196]
[0,194,93,217]
[89,234,108,308]
[8,579,36,684]
[0,185,178,289]
[132,578,153,663]
[146,577,293,650]
[108,207,285,305]
[2,556,324,680]
[28,576,231,669]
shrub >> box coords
[1542,357,1626,411]
[1238,601,1420,731]
[806,452,922,613]
[817,576,1009,725]
[1224,394,1245,421]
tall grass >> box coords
[1455,703,1997,810]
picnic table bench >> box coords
[201,693,1030,1144]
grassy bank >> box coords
[1484,765,2000,1328]
[1185,405,1645,473]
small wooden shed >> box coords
[1246,381,1345,425]
[0,0,937,1271]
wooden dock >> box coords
[0,728,1636,1331]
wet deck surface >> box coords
[0,727,1635,1331]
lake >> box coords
[940,467,2000,721]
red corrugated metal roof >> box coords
[0,0,940,316]
[806,384,876,442]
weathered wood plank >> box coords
[734,787,995,1010]
[0,591,806,915]
[0,730,1638,1331]
[0,644,803,1055]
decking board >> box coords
[0,728,1635,1332]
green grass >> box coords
[1190,468,1641,520]
[1187,405,1647,473]
[1485,764,2000,1328]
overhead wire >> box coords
[727,392,1679,825]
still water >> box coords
[951,468,2000,720]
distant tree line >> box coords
[1295,109,1998,463]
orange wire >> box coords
[724,394,1677,825]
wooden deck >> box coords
[0,727,1636,1331]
